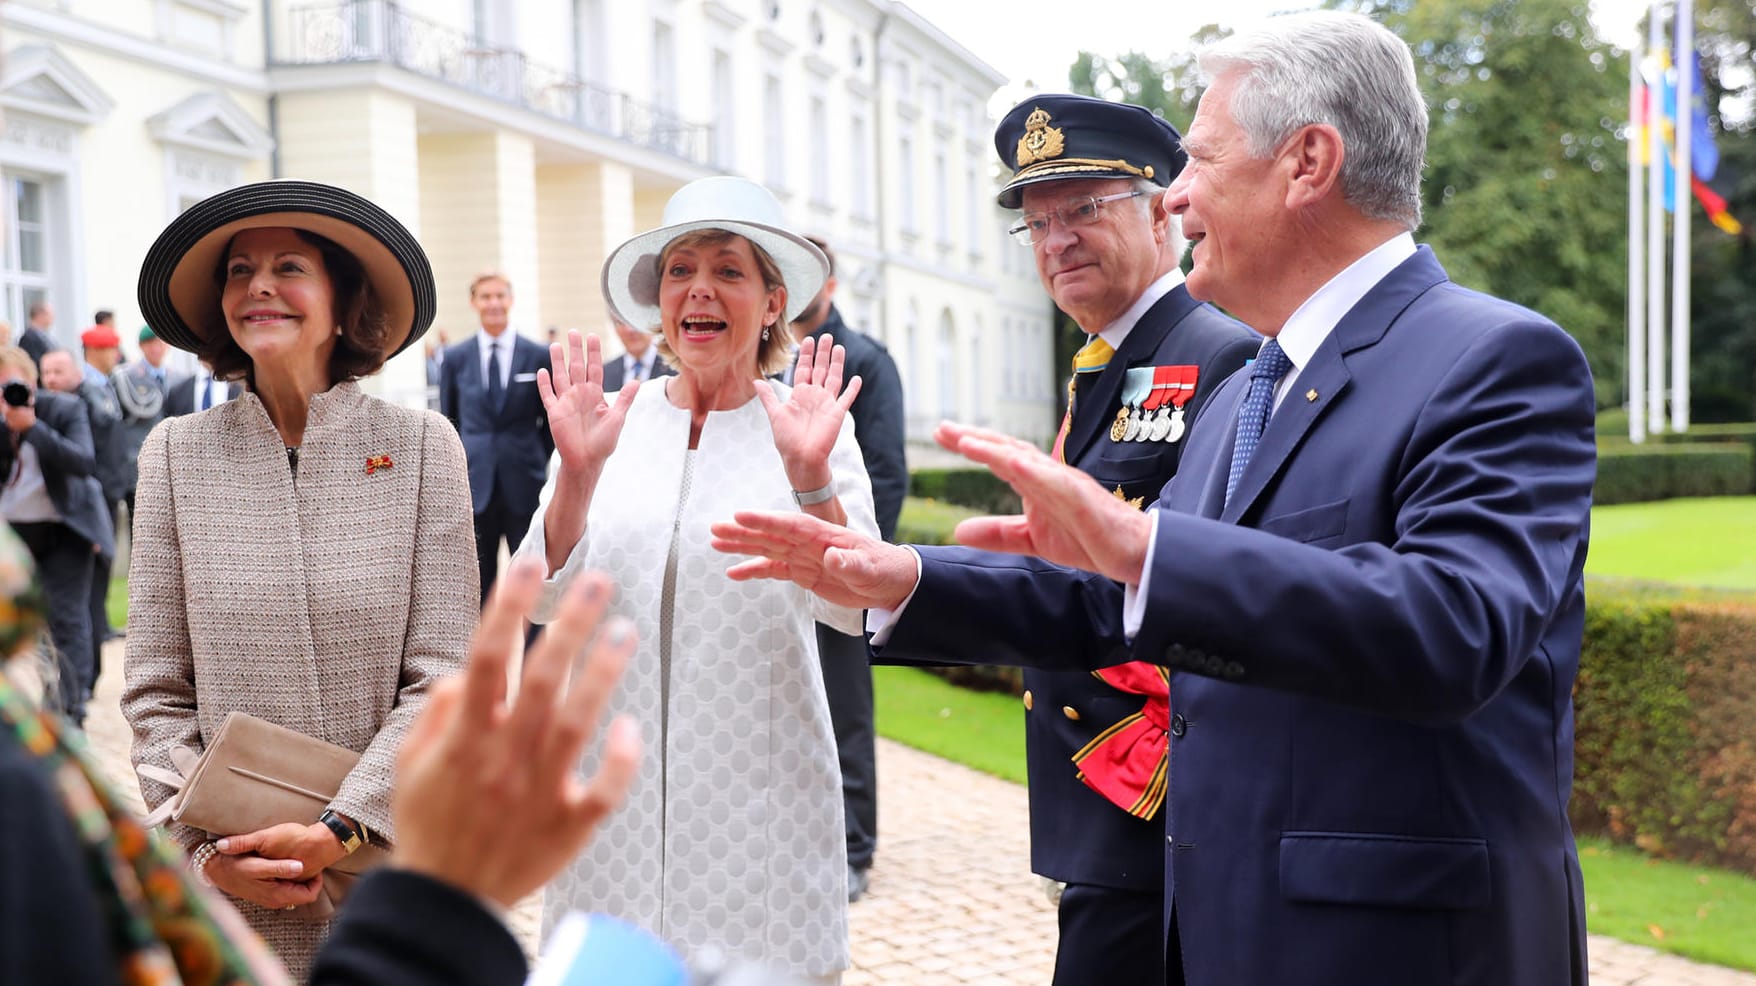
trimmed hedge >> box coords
[909,468,1022,515]
[892,496,1026,695]
[1594,442,1753,505]
[1573,582,1756,875]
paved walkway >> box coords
[83,640,1756,985]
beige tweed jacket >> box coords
[121,381,477,976]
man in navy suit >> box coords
[440,271,554,601]
[709,12,1596,985]
[974,96,1256,979]
[601,318,673,393]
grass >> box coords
[107,574,127,630]
[1578,837,1756,970]
[1585,497,1756,589]
[874,666,1756,973]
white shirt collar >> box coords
[1095,267,1185,351]
[1270,232,1416,374]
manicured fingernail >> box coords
[285,862,303,877]
[215,839,231,852]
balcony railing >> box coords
[277,1,714,166]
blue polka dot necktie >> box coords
[1225,339,1293,506]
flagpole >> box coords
[1628,25,1647,443]
[1646,0,1668,435]
[1671,0,1693,433]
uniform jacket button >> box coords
[1062,705,1081,721]
[1169,714,1187,738]
[1023,690,1034,711]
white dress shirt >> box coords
[477,331,514,390]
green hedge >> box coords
[1594,443,1754,505]
[1573,582,1756,875]
[909,468,1022,515]
[892,496,1026,695]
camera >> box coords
[2,381,30,408]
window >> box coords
[809,97,830,204]
[849,110,871,218]
[154,0,245,58]
[934,150,949,244]
[1,173,54,336]
[652,21,678,112]
[898,134,916,236]
[713,50,736,169]
[764,75,786,190]
[966,165,983,258]
[573,0,606,84]
[936,309,958,420]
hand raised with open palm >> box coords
[539,330,640,479]
[757,334,861,483]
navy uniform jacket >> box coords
[880,249,1595,986]
[1030,284,1254,891]
[438,333,554,517]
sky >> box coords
[900,0,1655,114]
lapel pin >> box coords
[365,454,394,475]
[1305,389,1319,402]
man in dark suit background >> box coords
[439,270,554,601]
[163,360,240,417]
[0,345,111,724]
[782,235,910,903]
[18,301,59,370]
[601,318,673,393]
[969,95,1256,981]
[710,12,1596,985]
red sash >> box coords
[1071,661,1171,819]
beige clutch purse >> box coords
[139,711,387,922]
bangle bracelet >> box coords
[191,842,218,887]
[791,481,835,506]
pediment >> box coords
[147,91,275,159]
[0,45,115,125]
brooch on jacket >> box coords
[365,454,394,475]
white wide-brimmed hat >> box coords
[602,176,828,331]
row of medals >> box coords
[1111,404,1186,444]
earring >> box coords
[762,327,770,341]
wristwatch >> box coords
[318,809,363,854]
[791,481,835,506]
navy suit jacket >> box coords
[880,248,1596,986]
[162,376,241,418]
[601,350,674,394]
[1025,285,1255,891]
[807,308,909,541]
[439,332,554,516]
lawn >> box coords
[874,664,1756,972]
[1586,497,1756,589]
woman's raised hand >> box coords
[758,334,861,488]
[539,330,640,479]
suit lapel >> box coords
[1219,247,1447,523]
[1062,288,1201,464]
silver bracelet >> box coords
[190,841,219,887]
[791,482,835,506]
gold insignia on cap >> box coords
[1016,107,1066,167]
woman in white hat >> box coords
[124,180,477,977]
[519,176,877,982]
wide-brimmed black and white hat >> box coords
[137,179,435,357]
[602,176,827,331]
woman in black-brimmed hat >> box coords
[123,180,476,978]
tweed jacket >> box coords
[121,381,477,975]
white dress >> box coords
[518,381,876,979]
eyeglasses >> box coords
[1007,190,1144,246]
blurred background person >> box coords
[114,326,177,520]
[164,357,240,415]
[440,271,552,603]
[125,180,477,978]
[520,175,876,983]
[0,345,107,725]
[79,323,124,389]
[783,234,906,902]
[19,301,58,370]
[601,316,673,391]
